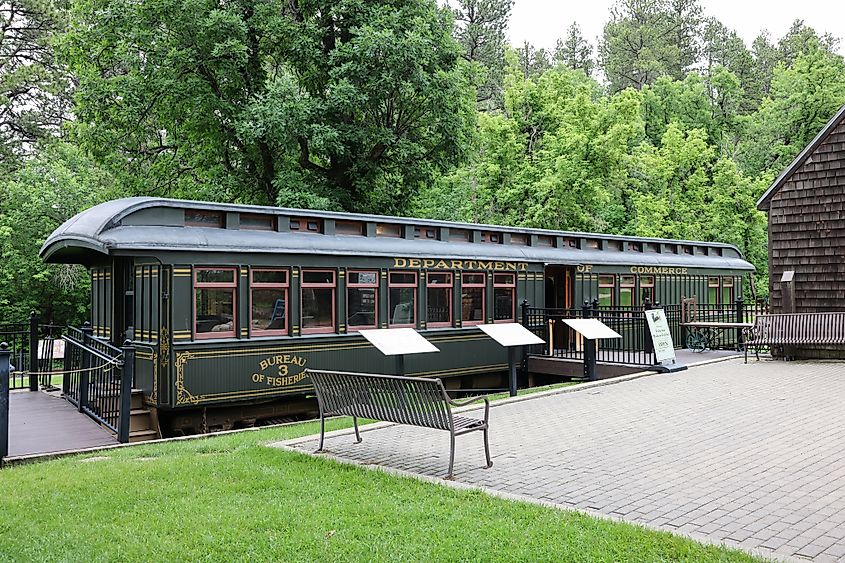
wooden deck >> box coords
[7,390,117,458]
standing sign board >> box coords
[359,328,439,376]
[644,309,677,364]
[477,323,544,397]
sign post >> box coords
[644,308,687,372]
[477,323,544,396]
[359,328,439,376]
[561,319,622,381]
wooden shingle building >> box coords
[757,104,845,321]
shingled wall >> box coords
[766,117,845,357]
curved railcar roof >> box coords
[41,197,754,271]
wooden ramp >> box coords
[7,390,117,458]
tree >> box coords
[451,0,514,110]
[599,0,702,92]
[0,0,72,169]
[0,142,121,324]
[61,0,476,214]
[516,42,552,80]
[778,19,840,66]
[554,22,594,76]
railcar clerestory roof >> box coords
[41,197,754,271]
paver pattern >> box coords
[282,359,845,561]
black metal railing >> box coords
[0,314,69,391]
[679,299,770,350]
[0,321,31,390]
[63,323,134,442]
[522,302,656,366]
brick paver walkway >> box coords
[280,359,845,561]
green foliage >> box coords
[60,0,475,213]
[0,142,121,324]
[0,0,72,169]
[554,22,594,76]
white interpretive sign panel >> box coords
[781,270,795,283]
[562,319,622,341]
[477,323,544,347]
[358,328,439,356]
[644,308,676,363]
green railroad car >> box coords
[41,198,754,434]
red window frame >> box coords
[249,268,289,337]
[347,270,379,331]
[639,275,655,304]
[598,275,615,307]
[493,273,515,322]
[194,267,237,340]
[301,269,336,334]
[426,272,453,328]
[461,272,486,326]
[619,275,636,307]
[388,271,417,328]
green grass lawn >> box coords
[0,416,758,562]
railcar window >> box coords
[536,235,555,247]
[449,229,470,242]
[376,223,402,237]
[414,227,438,239]
[426,272,452,327]
[640,275,655,303]
[250,269,288,336]
[708,277,720,304]
[510,233,529,246]
[619,275,636,307]
[565,238,577,248]
[461,273,486,325]
[302,270,336,333]
[289,217,322,233]
[585,239,599,249]
[194,267,237,339]
[481,232,501,243]
[185,210,224,228]
[348,271,378,330]
[722,277,734,304]
[598,275,614,307]
[241,214,276,231]
[493,273,515,322]
[389,271,417,327]
[336,221,364,236]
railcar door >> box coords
[544,266,574,350]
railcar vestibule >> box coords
[42,198,754,433]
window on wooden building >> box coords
[426,272,452,327]
[493,273,515,322]
[619,275,636,307]
[240,214,276,231]
[185,210,224,228]
[722,277,734,304]
[302,270,335,333]
[461,273,486,325]
[250,269,288,336]
[708,277,720,304]
[194,268,237,338]
[640,276,655,304]
[376,223,402,238]
[389,271,417,327]
[598,275,614,307]
[347,271,378,330]
[336,220,365,236]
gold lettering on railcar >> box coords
[576,264,593,273]
[629,266,689,275]
[252,354,308,388]
[392,258,527,271]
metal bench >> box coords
[744,312,845,362]
[308,369,492,479]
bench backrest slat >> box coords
[751,312,845,345]
[308,369,453,431]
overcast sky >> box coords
[508,0,845,55]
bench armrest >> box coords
[446,394,489,408]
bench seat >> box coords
[745,312,845,362]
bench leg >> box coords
[316,414,326,453]
[353,415,362,443]
[446,431,456,480]
[483,427,492,469]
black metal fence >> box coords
[679,299,770,350]
[0,314,67,391]
[63,323,134,442]
[522,302,657,366]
